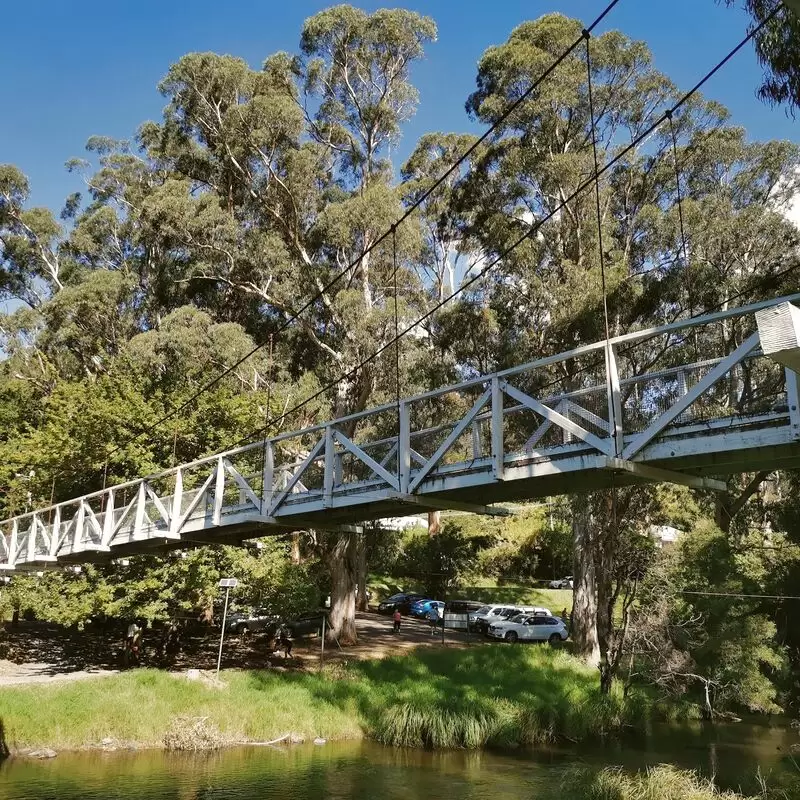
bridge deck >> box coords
[3,295,800,570]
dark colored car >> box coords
[225,608,279,636]
[285,612,326,638]
[377,592,426,615]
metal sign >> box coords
[218,577,238,589]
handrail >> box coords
[0,296,794,529]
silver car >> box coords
[488,614,568,644]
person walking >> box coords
[276,623,293,658]
[428,604,440,635]
[124,621,141,667]
[392,609,402,635]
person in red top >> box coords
[392,609,402,634]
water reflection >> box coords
[0,721,795,800]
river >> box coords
[1,721,796,799]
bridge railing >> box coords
[2,293,799,568]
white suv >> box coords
[488,614,568,644]
[472,604,551,634]
[470,605,519,634]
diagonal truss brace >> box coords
[269,436,325,516]
[503,381,614,457]
[335,431,400,491]
[622,332,760,460]
[409,388,492,493]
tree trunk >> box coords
[428,511,440,537]
[596,492,616,687]
[199,602,213,626]
[327,532,359,645]
[714,493,733,535]
[702,679,713,720]
[356,533,368,612]
[290,532,301,565]
[571,494,600,665]
[715,473,769,536]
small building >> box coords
[649,525,682,549]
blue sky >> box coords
[1,0,797,214]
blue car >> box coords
[409,599,445,619]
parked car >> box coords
[225,608,279,635]
[471,605,552,634]
[409,599,445,619]
[377,592,426,615]
[285,611,326,638]
[487,614,568,644]
[504,607,552,625]
[471,605,523,634]
[548,576,573,589]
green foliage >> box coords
[631,519,795,714]
[0,646,668,751]
[5,540,318,627]
[399,521,478,596]
[727,0,800,112]
[559,764,758,800]
[475,505,573,582]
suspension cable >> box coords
[229,7,783,451]
[392,224,401,413]
[667,113,690,275]
[585,30,621,608]
[584,30,612,347]
[90,0,624,470]
[667,110,700,360]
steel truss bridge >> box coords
[3,296,800,572]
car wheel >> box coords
[548,633,561,645]
[504,631,518,643]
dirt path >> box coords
[0,612,472,685]
[0,660,119,686]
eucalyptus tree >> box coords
[453,12,800,666]
[726,0,800,111]
[0,165,64,308]
[48,5,438,644]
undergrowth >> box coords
[1,645,692,751]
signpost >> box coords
[216,577,238,678]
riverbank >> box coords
[0,645,699,753]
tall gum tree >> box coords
[451,13,800,665]
[59,6,438,645]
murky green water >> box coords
[1,722,796,799]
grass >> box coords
[0,669,362,750]
[456,582,574,612]
[559,765,769,800]
[0,645,692,752]
[369,576,574,612]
